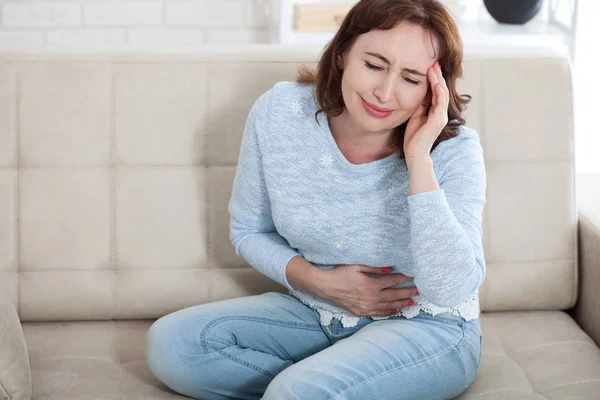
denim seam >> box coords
[197,315,323,380]
[198,315,323,354]
[464,335,483,390]
[413,313,465,326]
[331,323,467,400]
[215,348,277,379]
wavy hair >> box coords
[297,0,471,159]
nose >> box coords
[373,74,396,105]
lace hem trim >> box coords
[289,290,480,328]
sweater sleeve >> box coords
[407,129,487,308]
[228,88,302,292]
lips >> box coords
[361,98,393,118]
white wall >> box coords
[0,0,270,49]
[573,1,600,175]
[0,0,552,51]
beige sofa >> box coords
[1,46,599,400]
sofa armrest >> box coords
[573,207,600,346]
[0,295,32,400]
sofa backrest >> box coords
[0,46,576,322]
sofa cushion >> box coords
[19,311,600,399]
[0,294,31,400]
[465,311,600,399]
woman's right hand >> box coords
[315,264,419,317]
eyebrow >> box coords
[364,51,427,77]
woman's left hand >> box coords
[404,61,449,162]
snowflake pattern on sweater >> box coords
[229,81,487,327]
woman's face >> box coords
[338,22,438,136]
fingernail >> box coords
[407,300,415,306]
[390,310,397,315]
[382,267,391,273]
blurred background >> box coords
[0,0,596,174]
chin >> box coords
[358,111,403,133]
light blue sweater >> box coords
[229,81,487,327]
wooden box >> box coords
[293,2,356,32]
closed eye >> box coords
[365,62,420,85]
[364,61,383,71]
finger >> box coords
[435,62,446,87]
[362,304,416,317]
[366,298,415,316]
[440,70,450,111]
[429,65,439,90]
[434,62,449,110]
[364,309,401,317]
[432,83,444,117]
[439,77,448,112]
[429,66,440,110]
[378,287,420,302]
[444,83,449,116]
[434,83,449,123]
[378,298,416,310]
[372,273,414,290]
[358,265,392,275]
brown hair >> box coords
[296,0,471,159]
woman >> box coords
[146,0,485,399]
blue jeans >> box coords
[146,292,482,400]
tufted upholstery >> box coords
[0,46,599,399]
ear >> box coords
[337,53,344,69]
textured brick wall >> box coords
[0,0,270,50]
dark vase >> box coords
[483,0,544,25]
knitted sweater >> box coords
[229,81,486,328]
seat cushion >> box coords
[460,311,600,399]
[21,311,600,399]
[22,320,187,400]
